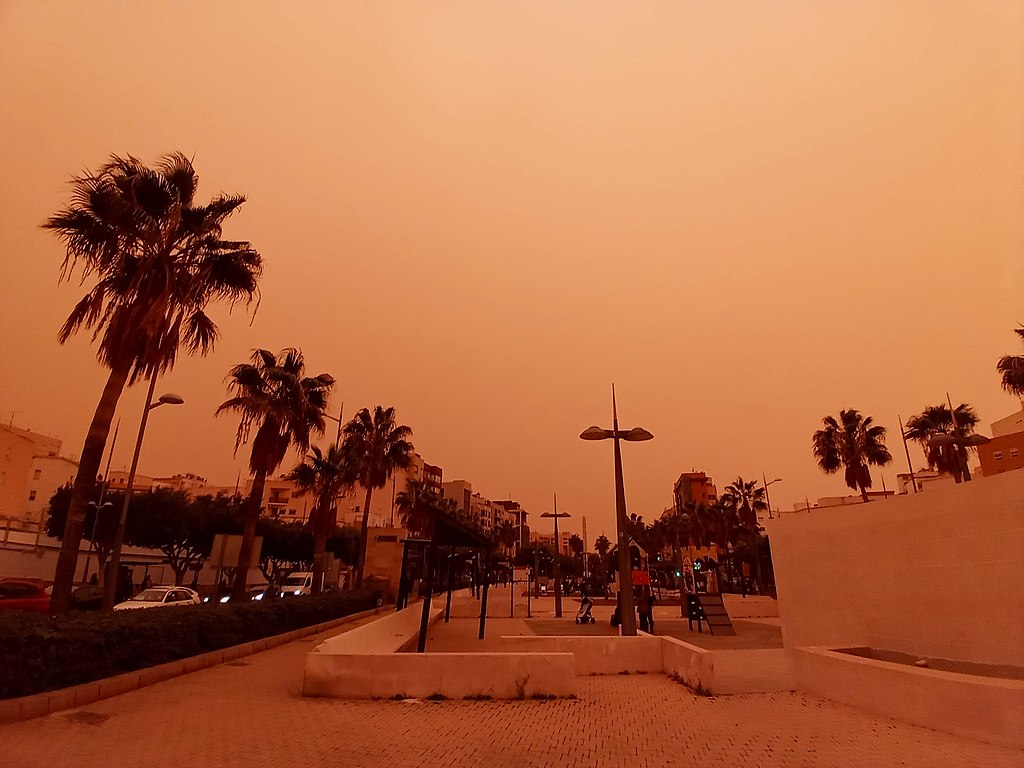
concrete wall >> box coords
[314,599,436,655]
[661,637,793,695]
[499,635,663,675]
[768,470,1024,666]
[795,647,1024,749]
[304,651,575,699]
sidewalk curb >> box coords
[0,606,382,724]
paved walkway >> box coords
[1,614,1020,767]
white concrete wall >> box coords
[304,652,575,699]
[314,600,438,655]
[794,647,1024,749]
[499,635,663,675]
[768,470,1024,666]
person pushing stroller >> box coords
[575,588,596,624]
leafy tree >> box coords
[495,520,520,555]
[127,489,244,585]
[997,327,1024,396]
[342,406,414,588]
[326,525,360,566]
[217,348,334,599]
[904,403,980,483]
[256,519,313,584]
[567,534,584,556]
[812,409,892,502]
[44,153,262,611]
[289,445,355,594]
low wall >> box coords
[304,601,575,699]
[661,637,793,695]
[304,651,575,699]
[794,647,1024,749]
[314,599,436,655]
[722,595,779,619]
[499,635,662,675]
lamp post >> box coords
[541,495,571,618]
[579,385,653,637]
[102,379,183,610]
[761,475,782,519]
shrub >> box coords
[0,589,379,698]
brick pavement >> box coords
[1,617,1020,768]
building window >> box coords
[33,469,42,480]
[993,451,1003,460]
[1011,448,1020,458]
[28,490,37,501]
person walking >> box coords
[638,586,656,634]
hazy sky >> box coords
[1,2,1022,539]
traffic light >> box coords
[674,570,681,578]
[693,558,704,572]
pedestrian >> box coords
[638,586,655,634]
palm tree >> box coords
[904,403,980,483]
[722,478,767,588]
[44,153,262,611]
[395,479,440,538]
[289,445,355,594]
[217,349,334,599]
[722,477,767,530]
[812,408,893,502]
[496,520,520,555]
[997,327,1024,396]
[342,406,414,588]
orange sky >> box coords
[1,2,1022,538]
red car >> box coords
[0,579,52,612]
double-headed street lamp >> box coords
[925,393,990,483]
[102,379,183,610]
[540,495,571,618]
[580,387,653,637]
[762,475,782,519]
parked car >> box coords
[0,579,51,612]
[112,586,201,611]
[70,584,104,611]
[279,571,314,597]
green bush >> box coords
[0,589,380,698]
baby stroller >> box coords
[575,594,596,624]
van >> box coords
[280,571,314,597]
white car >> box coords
[112,586,202,611]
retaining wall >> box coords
[794,647,1024,749]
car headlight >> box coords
[219,596,230,603]
[293,590,301,595]
[254,593,263,600]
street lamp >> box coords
[579,385,653,637]
[101,380,183,610]
[540,496,571,619]
[761,475,782,519]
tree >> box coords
[997,327,1024,396]
[44,153,262,611]
[495,520,520,555]
[342,406,414,588]
[568,534,584,557]
[812,409,893,502]
[395,479,439,538]
[46,485,119,580]
[903,403,980,483]
[128,490,244,585]
[722,478,767,530]
[288,444,355,594]
[257,519,313,584]
[594,535,611,583]
[217,348,334,599]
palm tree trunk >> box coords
[311,502,327,595]
[232,467,268,600]
[51,362,131,613]
[860,484,869,503]
[355,485,374,588]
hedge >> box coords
[0,589,380,698]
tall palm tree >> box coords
[395,479,438,538]
[217,349,334,599]
[812,409,893,502]
[722,477,767,530]
[722,478,767,588]
[289,444,355,594]
[342,406,414,588]
[44,153,262,611]
[496,520,520,555]
[904,403,980,483]
[997,327,1024,396]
